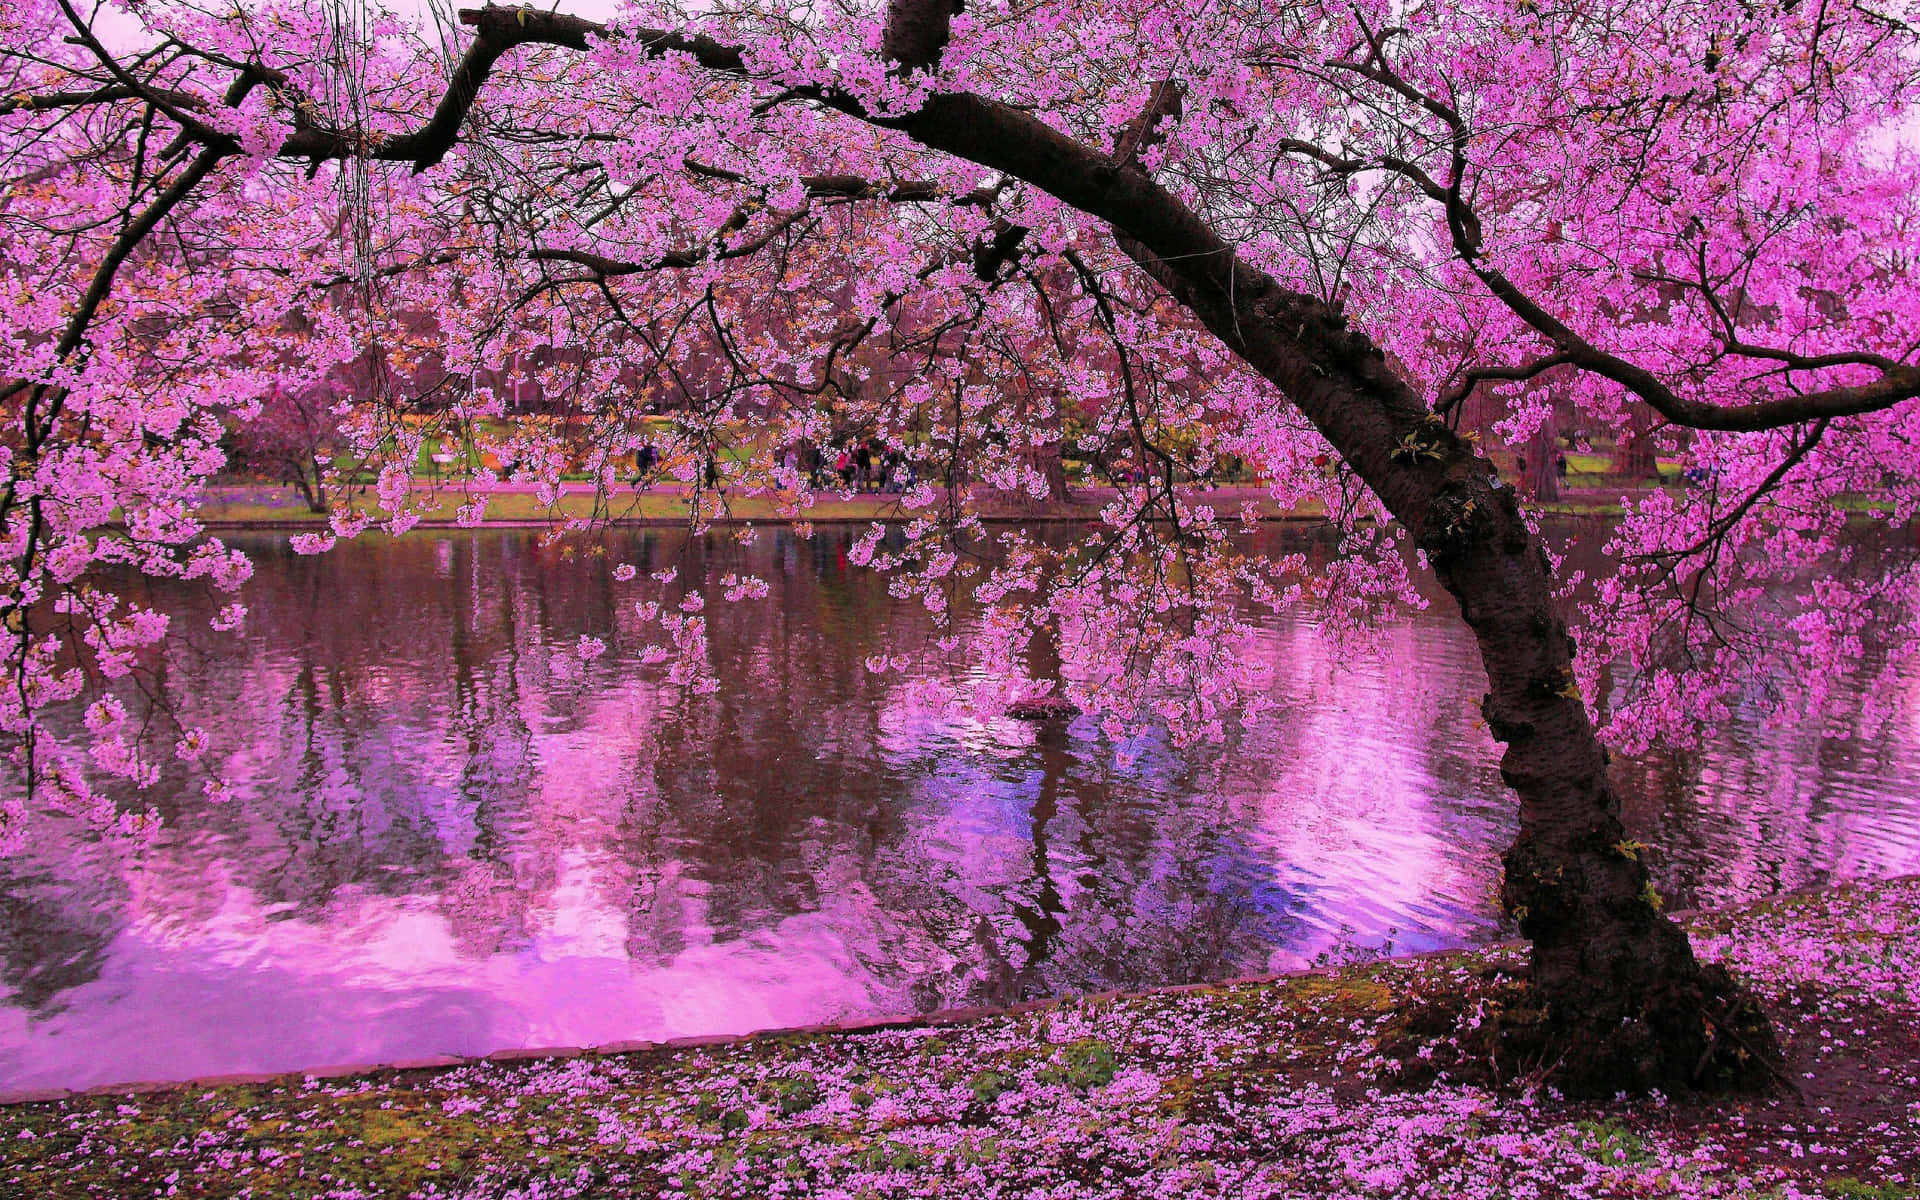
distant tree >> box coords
[226,381,340,514]
[1610,409,1664,483]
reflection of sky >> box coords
[1227,621,1507,966]
[0,862,904,1086]
[1,528,1917,1090]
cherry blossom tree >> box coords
[224,378,342,512]
[1,0,1916,1092]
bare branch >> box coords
[0,84,208,117]
[1635,419,1832,562]
[1435,352,1573,416]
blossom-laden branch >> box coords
[1264,23,1920,433]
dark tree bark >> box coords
[882,0,958,73]
[1036,442,1071,504]
[883,87,1776,1095]
[1611,408,1664,481]
[1521,411,1562,503]
[1010,386,1073,507]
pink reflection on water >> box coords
[1,529,1917,1090]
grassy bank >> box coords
[193,482,1667,529]
[4,878,1917,1199]
[193,484,1330,528]
[195,487,944,527]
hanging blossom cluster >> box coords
[1573,412,1920,753]
[0,0,1914,818]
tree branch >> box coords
[1635,419,1832,562]
[1317,38,1918,432]
[0,84,208,117]
[1467,256,1920,431]
[1435,352,1573,416]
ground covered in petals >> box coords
[4,879,1918,1199]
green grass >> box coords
[1567,1117,1656,1167]
[195,489,942,526]
[1819,1180,1920,1200]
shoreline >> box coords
[0,873,1854,1109]
[195,512,1349,531]
[189,481,1645,532]
[0,942,1491,1109]
[5,875,1916,1198]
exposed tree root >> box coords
[1377,963,1783,1098]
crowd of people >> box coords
[627,438,917,494]
[793,441,916,494]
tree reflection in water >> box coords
[0,526,1916,1089]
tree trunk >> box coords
[1159,265,1771,1094]
[1037,440,1071,503]
[286,457,326,514]
[1005,386,1073,507]
[890,91,1778,1092]
[1521,413,1561,503]
[1611,408,1662,481]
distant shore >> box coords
[194,480,1649,531]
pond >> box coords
[2,526,1916,1090]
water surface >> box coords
[2,527,1915,1090]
